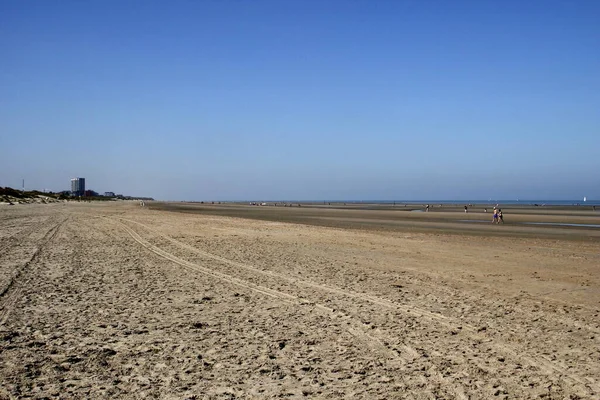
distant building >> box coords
[104,192,115,197]
[71,178,85,196]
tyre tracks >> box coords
[110,218,475,397]
[102,218,408,368]
[121,218,465,331]
[0,216,67,325]
[110,216,598,396]
[105,217,482,398]
[0,217,51,256]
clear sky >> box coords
[1,0,599,201]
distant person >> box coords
[484,208,487,213]
[498,209,504,224]
[492,207,498,224]
[426,204,429,212]
[464,205,468,213]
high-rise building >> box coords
[71,177,85,196]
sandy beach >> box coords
[1,202,599,399]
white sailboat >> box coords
[584,196,587,202]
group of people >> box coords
[426,204,505,223]
[492,207,504,224]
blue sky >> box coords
[1,0,599,200]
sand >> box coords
[1,202,599,399]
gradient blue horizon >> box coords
[1,0,599,201]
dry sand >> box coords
[1,202,599,399]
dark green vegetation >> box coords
[0,187,56,199]
[0,187,153,202]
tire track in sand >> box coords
[117,216,599,397]
[105,217,415,377]
[120,218,460,329]
[0,217,67,325]
[0,216,54,257]
[107,217,474,399]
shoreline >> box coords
[150,202,600,241]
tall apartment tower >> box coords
[71,177,86,196]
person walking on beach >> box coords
[492,207,498,224]
[464,205,468,213]
[498,209,504,224]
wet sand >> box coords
[1,202,599,399]
[152,202,600,240]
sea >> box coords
[303,200,599,206]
